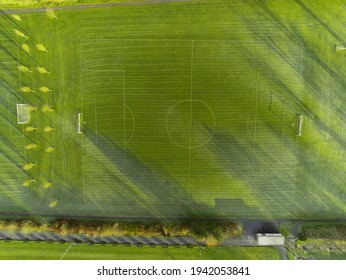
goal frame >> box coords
[16,104,30,124]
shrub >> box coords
[0,219,240,243]
[205,234,218,247]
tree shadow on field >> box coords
[83,128,210,219]
[206,127,308,219]
[294,0,345,44]
[242,1,346,149]
[0,39,17,62]
[0,61,19,82]
[236,6,346,217]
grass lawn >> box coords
[296,239,346,260]
[0,0,345,220]
[0,241,281,260]
[0,0,148,9]
[309,252,346,260]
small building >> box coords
[257,233,285,246]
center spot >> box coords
[166,99,215,149]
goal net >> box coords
[16,104,30,124]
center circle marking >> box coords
[166,99,215,149]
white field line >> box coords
[297,44,304,109]
[81,132,85,202]
[3,53,24,142]
[253,72,259,174]
[16,35,27,161]
[80,45,85,197]
[282,104,286,148]
[80,52,127,184]
[188,40,194,199]
[94,98,98,146]
[16,35,22,102]
[327,56,331,122]
[81,38,302,43]
[123,71,126,175]
[6,90,25,139]
[295,44,304,148]
[190,40,194,100]
[59,242,75,260]
[125,105,135,145]
[6,93,12,137]
[81,70,126,72]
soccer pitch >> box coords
[0,0,345,220]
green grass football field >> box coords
[0,0,345,220]
[0,241,280,260]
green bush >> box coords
[298,223,346,241]
[0,219,240,246]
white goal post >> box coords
[16,104,30,124]
[77,113,83,134]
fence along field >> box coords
[0,0,345,220]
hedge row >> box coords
[297,223,346,241]
[0,220,242,246]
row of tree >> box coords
[13,12,58,208]
[0,219,242,247]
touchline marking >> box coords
[80,45,85,197]
[94,98,98,146]
[282,104,286,148]
[297,44,304,109]
[82,38,300,43]
[15,38,26,160]
[6,93,11,137]
[295,44,304,149]
[123,70,126,175]
[22,125,26,162]
[16,34,23,103]
[188,40,194,200]
[80,40,127,190]
[81,69,126,72]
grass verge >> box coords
[0,241,281,260]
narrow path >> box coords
[290,221,300,238]
[0,0,198,14]
[287,221,300,259]
[0,230,201,246]
[277,245,288,260]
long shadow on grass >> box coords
[207,127,310,219]
[243,2,346,148]
[208,126,346,219]
[240,4,346,217]
[294,0,345,44]
[83,127,210,219]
